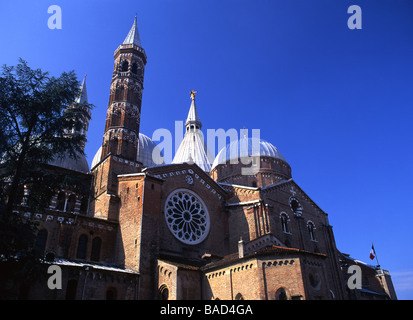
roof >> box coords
[202,245,326,271]
[91,133,165,169]
[211,137,287,170]
[185,98,202,128]
[75,74,88,105]
[172,130,213,172]
[52,259,139,275]
[48,151,89,173]
[338,251,378,270]
[359,288,388,297]
[158,257,203,272]
[123,16,142,47]
[143,162,228,197]
[261,178,327,216]
[136,133,165,167]
[172,96,213,172]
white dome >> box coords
[91,146,103,169]
[137,133,165,167]
[91,133,165,169]
[211,137,286,170]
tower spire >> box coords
[65,74,90,152]
[185,90,202,130]
[172,91,213,172]
[123,15,141,47]
[75,73,88,105]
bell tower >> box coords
[90,17,147,221]
[101,16,147,162]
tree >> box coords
[0,58,93,260]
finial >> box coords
[190,90,198,101]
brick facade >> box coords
[5,17,397,301]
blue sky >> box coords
[1,0,412,299]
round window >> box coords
[164,189,210,245]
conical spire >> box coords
[123,16,142,47]
[185,90,202,129]
[172,91,213,172]
[64,74,90,152]
[75,74,88,105]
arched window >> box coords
[275,288,288,300]
[159,284,169,300]
[131,62,138,74]
[76,234,88,259]
[121,60,129,72]
[66,194,76,212]
[110,137,119,155]
[235,293,244,300]
[280,212,290,233]
[56,192,66,211]
[308,221,316,241]
[45,252,55,262]
[34,229,48,257]
[90,237,102,262]
[106,287,117,300]
[115,85,125,101]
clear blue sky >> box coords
[1,0,412,299]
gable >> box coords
[143,163,227,201]
[261,179,327,217]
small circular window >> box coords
[289,197,303,216]
[164,189,210,245]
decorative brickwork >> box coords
[5,16,396,301]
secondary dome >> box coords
[211,137,286,170]
[48,151,89,173]
[136,133,165,167]
[91,133,165,169]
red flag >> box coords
[369,245,376,260]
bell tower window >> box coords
[131,62,138,74]
[121,60,129,72]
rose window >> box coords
[164,189,210,245]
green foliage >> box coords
[0,58,93,259]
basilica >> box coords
[8,17,397,300]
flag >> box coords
[369,244,376,260]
